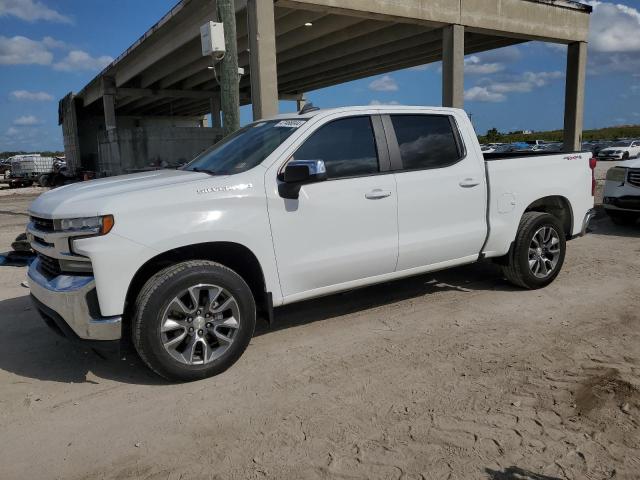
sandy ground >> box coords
[0,169,638,480]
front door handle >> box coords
[365,188,392,200]
[459,178,480,188]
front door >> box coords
[267,115,399,299]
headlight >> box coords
[606,167,626,182]
[55,215,114,235]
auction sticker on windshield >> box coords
[274,120,306,128]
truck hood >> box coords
[29,169,217,218]
[616,158,640,169]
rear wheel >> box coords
[37,174,50,187]
[132,260,256,381]
[502,212,566,289]
[607,210,639,226]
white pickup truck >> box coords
[27,106,596,381]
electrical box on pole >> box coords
[200,21,226,57]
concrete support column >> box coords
[442,24,464,109]
[563,41,587,152]
[247,0,279,120]
[296,95,306,112]
[210,95,222,128]
[102,77,117,131]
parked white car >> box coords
[603,159,640,225]
[27,106,596,381]
[598,140,640,160]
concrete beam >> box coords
[461,0,590,43]
[278,29,441,85]
[563,41,587,152]
[247,0,279,120]
[102,77,117,130]
[276,0,455,27]
[276,16,369,62]
[442,25,464,109]
[116,87,217,100]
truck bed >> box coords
[482,151,594,258]
[483,150,587,161]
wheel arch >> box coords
[122,242,269,342]
[523,195,573,238]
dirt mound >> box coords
[574,368,639,416]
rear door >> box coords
[267,114,399,299]
[384,113,488,271]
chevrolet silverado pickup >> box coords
[27,106,596,381]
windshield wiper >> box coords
[190,167,219,176]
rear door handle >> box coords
[459,178,480,188]
[365,188,392,200]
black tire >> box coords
[132,260,256,381]
[607,210,638,226]
[38,174,49,187]
[502,212,567,289]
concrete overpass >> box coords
[59,0,591,176]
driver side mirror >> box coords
[278,160,327,199]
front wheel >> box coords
[132,260,256,381]
[502,212,566,289]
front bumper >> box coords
[598,153,624,160]
[28,257,122,341]
[603,196,640,212]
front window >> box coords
[291,116,379,179]
[611,141,632,147]
[183,119,306,175]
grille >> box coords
[31,216,54,232]
[37,253,61,277]
[628,169,640,188]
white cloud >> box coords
[5,126,20,136]
[485,71,563,94]
[585,2,640,74]
[408,64,433,72]
[10,89,53,101]
[466,71,563,102]
[0,35,53,65]
[464,86,506,103]
[464,55,505,75]
[53,50,113,72]
[587,1,640,52]
[42,36,67,49]
[0,0,71,23]
[369,99,401,105]
[369,75,398,92]
[13,115,41,126]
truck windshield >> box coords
[183,119,306,175]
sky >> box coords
[0,0,639,151]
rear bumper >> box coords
[576,208,596,238]
[28,257,122,341]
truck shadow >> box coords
[588,206,640,238]
[0,261,512,385]
[256,261,515,336]
[0,295,167,385]
[485,466,562,480]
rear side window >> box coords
[390,115,462,170]
[293,116,379,179]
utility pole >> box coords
[217,0,240,135]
